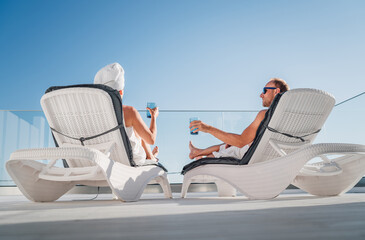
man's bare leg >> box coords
[189,141,222,160]
[195,153,215,160]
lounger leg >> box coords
[112,193,119,200]
[6,160,74,202]
[155,174,173,199]
[181,178,192,198]
[215,179,237,197]
[95,155,167,201]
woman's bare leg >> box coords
[152,146,159,157]
[135,130,158,161]
[189,141,222,160]
[140,139,158,161]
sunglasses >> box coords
[262,87,277,94]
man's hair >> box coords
[270,78,290,93]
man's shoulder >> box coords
[255,110,267,122]
[258,109,267,117]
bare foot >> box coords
[145,146,159,162]
[189,141,200,160]
[147,156,158,162]
[152,146,159,157]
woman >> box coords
[94,63,159,165]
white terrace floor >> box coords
[1,188,365,240]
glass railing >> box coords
[0,93,363,186]
[0,111,55,186]
[145,110,260,183]
[313,92,364,145]
[0,110,259,185]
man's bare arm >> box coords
[190,110,266,148]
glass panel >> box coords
[0,111,56,186]
[141,111,258,183]
[314,94,364,145]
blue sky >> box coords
[0,0,364,183]
[0,0,364,111]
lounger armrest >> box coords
[9,146,105,162]
[271,143,365,165]
[8,147,111,182]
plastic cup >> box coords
[190,117,199,135]
[147,102,156,118]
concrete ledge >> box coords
[65,183,219,195]
[0,183,216,196]
[1,177,365,196]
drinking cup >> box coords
[190,117,199,135]
[147,102,156,118]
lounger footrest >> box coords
[300,162,343,176]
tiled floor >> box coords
[1,189,365,240]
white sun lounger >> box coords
[6,84,172,202]
[181,88,365,199]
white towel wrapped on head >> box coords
[94,63,125,91]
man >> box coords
[189,78,290,160]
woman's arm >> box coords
[125,106,158,145]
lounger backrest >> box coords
[41,84,134,168]
[247,88,335,165]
